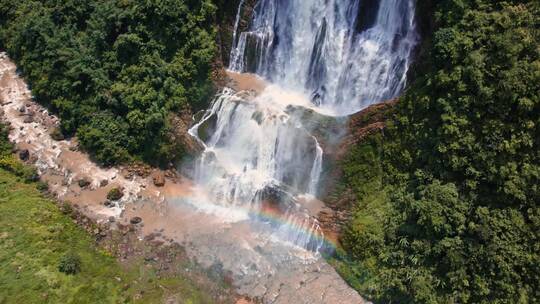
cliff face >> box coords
[214,0,258,68]
[405,0,435,84]
[317,100,397,241]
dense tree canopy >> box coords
[0,0,218,166]
[337,0,539,303]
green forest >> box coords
[335,0,540,303]
[0,0,218,166]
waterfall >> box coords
[229,0,246,64]
[308,136,323,197]
[189,0,418,252]
[229,0,418,114]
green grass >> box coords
[0,168,214,304]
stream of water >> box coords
[188,0,418,253]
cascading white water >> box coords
[189,0,418,252]
[308,136,323,197]
[230,0,418,114]
[229,0,246,65]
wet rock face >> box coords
[256,184,297,214]
[100,179,109,187]
[168,111,204,158]
[356,0,382,33]
[215,0,258,68]
[130,216,142,225]
[19,149,29,161]
[78,178,91,188]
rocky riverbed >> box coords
[0,52,367,304]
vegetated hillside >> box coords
[333,1,539,303]
[0,123,221,303]
[0,0,218,166]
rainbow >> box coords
[248,206,341,254]
[167,186,342,254]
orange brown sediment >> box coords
[297,195,326,216]
[260,199,284,218]
[235,298,256,304]
[226,71,267,94]
[159,177,196,198]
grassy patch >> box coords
[0,168,214,303]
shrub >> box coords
[50,127,65,141]
[59,201,73,215]
[58,252,81,275]
[0,123,12,156]
[106,187,124,201]
[36,181,48,192]
[0,155,38,182]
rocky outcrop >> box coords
[124,162,153,178]
[167,109,204,161]
[214,0,258,68]
[336,99,397,159]
[100,179,109,187]
[129,216,142,225]
[210,0,259,93]
[355,0,381,33]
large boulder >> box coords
[78,178,91,188]
[152,171,165,187]
[255,183,298,214]
[50,127,65,141]
[107,187,124,201]
[19,149,29,161]
[130,216,142,225]
[167,111,204,158]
